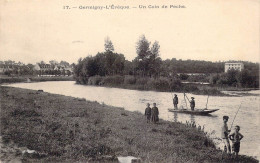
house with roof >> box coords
[224,62,244,72]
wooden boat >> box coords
[168,108,219,115]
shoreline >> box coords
[0,86,258,162]
[1,75,258,96]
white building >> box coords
[225,62,244,72]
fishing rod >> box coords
[230,102,243,130]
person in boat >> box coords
[151,103,159,123]
[173,94,178,109]
[190,97,195,111]
[144,103,151,123]
[229,125,244,158]
[221,116,231,154]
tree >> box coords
[136,35,150,60]
[226,69,239,86]
[135,35,162,77]
[39,61,46,65]
[104,37,114,52]
[49,60,59,65]
[150,41,160,59]
[60,60,70,67]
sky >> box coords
[0,0,259,64]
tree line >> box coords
[73,35,259,88]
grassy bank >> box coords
[0,75,74,84]
[0,86,258,162]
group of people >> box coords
[144,103,159,123]
[173,94,195,111]
[144,95,244,159]
[222,115,244,158]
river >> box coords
[5,81,260,159]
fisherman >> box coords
[151,103,159,123]
[190,97,195,111]
[173,94,178,109]
[229,125,244,159]
[221,116,231,154]
[144,103,151,123]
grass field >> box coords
[0,86,258,162]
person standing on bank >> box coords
[229,125,244,159]
[151,103,159,123]
[144,103,151,123]
[173,94,178,109]
[222,116,231,154]
[190,97,195,111]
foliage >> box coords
[104,37,114,52]
[102,75,124,85]
[124,75,136,85]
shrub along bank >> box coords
[76,75,224,96]
[0,86,257,162]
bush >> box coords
[183,85,199,92]
[124,75,136,85]
[136,77,149,85]
[102,75,124,85]
[88,75,103,85]
[187,75,209,82]
[169,78,182,91]
[147,77,170,91]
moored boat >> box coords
[168,108,219,115]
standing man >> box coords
[173,94,178,109]
[144,103,151,123]
[190,97,195,111]
[151,103,159,123]
[222,116,231,154]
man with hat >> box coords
[190,97,195,111]
[173,94,178,109]
[222,115,231,154]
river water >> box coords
[5,81,260,159]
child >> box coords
[221,116,231,154]
[151,103,159,123]
[229,125,244,158]
[144,103,151,123]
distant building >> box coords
[33,63,73,76]
[225,62,244,72]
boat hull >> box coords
[168,108,219,115]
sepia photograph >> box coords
[0,0,259,162]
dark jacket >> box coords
[151,107,159,122]
[190,99,195,108]
[173,97,178,104]
[145,107,151,116]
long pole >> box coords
[205,95,209,109]
[168,80,174,108]
[185,93,190,103]
[184,93,188,109]
[230,102,242,129]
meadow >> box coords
[0,86,258,162]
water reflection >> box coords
[190,114,195,124]
[173,112,178,122]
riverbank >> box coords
[0,75,74,84]
[0,86,258,162]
